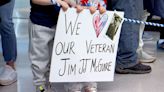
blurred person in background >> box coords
[137,9,156,63]
[144,0,164,49]
[110,0,152,74]
[0,0,17,86]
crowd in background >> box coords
[0,0,164,92]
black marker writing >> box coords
[78,59,90,74]
[65,14,81,35]
[86,40,115,54]
[55,41,75,55]
[58,58,77,76]
[90,58,111,72]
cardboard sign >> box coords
[50,8,124,82]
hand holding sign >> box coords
[58,0,70,11]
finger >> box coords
[99,7,106,14]
[62,5,68,11]
[76,5,83,13]
[61,3,69,12]
[89,7,96,14]
[62,6,68,11]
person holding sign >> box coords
[29,0,69,92]
[110,0,152,74]
[61,1,107,92]
[29,0,102,92]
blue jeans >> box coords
[0,0,17,62]
[112,0,143,68]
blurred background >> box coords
[0,0,164,92]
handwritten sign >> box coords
[50,8,124,82]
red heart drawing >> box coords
[93,14,108,37]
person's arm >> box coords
[32,0,70,11]
[32,0,66,5]
[32,0,55,5]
